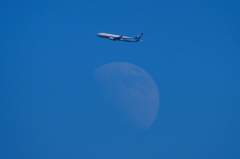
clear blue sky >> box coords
[1,0,240,158]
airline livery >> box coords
[97,32,143,42]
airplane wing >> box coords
[109,36,123,40]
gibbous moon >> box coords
[94,62,159,130]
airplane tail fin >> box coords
[135,33,143,39]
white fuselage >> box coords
[97,33,142,42]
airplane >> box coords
[97,32,143,42]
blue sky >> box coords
[1,0,240,158]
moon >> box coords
[94,62,159,130]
